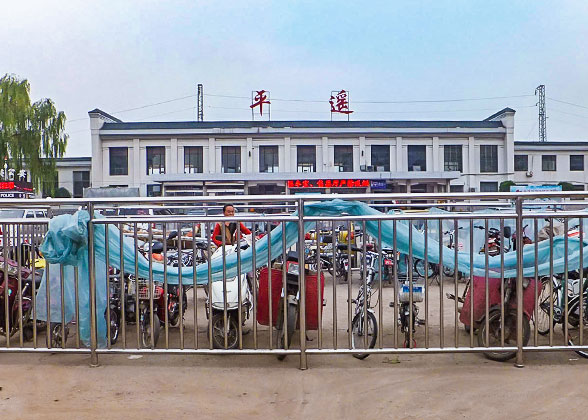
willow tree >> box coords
[0,74,68,194]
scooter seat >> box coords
[336,244,361,252]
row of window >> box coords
[514,154,585,172]
[108,144,500,176]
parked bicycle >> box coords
[350,250,379,359]
[414,227,463,284]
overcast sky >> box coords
[2,1,588,156]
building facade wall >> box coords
[89,112,517,196]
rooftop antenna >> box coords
[197,84,203,121]
[535,85,546,141]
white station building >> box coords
[49,106,588,198]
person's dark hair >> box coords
[223,204,234,214]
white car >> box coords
[0,208,48,247]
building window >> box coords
[450,185,464,193]
[408,145,426,171]
[73,171,90,198]
[542,155,556,171]
[146,146,165,175]
[334,145,353,172]
[514,155,528,172]
[297,145,316,172]
[480,145,498,172]
[184,146,203,174]
[480,182,498,192]
[371,145,390,171]
[109,147,128,176]
[444,145,463,172]
[147,184,162,197]
[570,155,584,171]
[222,146,241,173]
[259,145,279,173]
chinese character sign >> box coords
[250,90,271,117]
[287,179,370,189]
[330,90,353,115]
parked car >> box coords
[0,208,48,247]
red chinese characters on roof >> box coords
[329,90,353,114]
[250,90,271,116]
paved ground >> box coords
[0,350,587,419]
[1,274,587,419]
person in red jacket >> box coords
[211,204,251,247]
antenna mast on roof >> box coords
[197,84,204,121]
[535,85,546,141]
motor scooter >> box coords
[205,234,253,349]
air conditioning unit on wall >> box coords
[526,171,533,177]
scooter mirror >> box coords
[503,226,512,238]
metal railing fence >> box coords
[0,191,586,369]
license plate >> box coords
[384,259,393,266]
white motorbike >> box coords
[205,234,253,349]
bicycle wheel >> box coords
[414,259,434,279]
[536,277,557,336]
[350,311,377,360]
[442,264,455,278]
[567,296,588,359]
[478,309,530,362]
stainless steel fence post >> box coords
[298,198,307,370]
[515,197,524,368]
[88,203,99,367]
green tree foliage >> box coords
[54,187,71,198]
[558,182,575,191]
[499,180,516,192]
[0,74,68,194]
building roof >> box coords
[101,119,504,131]
[88,108,123,123]
[54,156,92,168]
[483,107,516,121]
[515,141,588,147]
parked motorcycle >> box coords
[263,251,324,361]
[108,269,163,348]
[390,279,425,348]
[459,275,537,361]
[205,235,253,349]
[0,256,37,342]
[476,225,512,256]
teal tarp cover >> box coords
[35,199,588,347]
